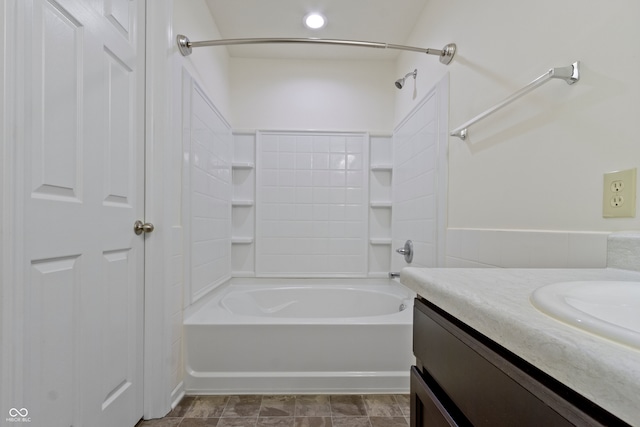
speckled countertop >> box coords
[400,267,640,426]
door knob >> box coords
[134,220,154,235]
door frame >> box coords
[143,0,175,419]
[1,0,19,416]
[1,0,175,420]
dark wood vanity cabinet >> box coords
[410,296,628,427]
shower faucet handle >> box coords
[396,240,413,263]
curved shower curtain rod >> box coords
[176,34,456,64]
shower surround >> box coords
[232,131,396,278]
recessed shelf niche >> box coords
[231,133,256,277]
[368,135,393,276]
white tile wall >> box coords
[255,132,369,276]
[182,79,232,304]
[446,228,609,268]
[392,82,447,270]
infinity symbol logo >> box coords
[9,408,28,417]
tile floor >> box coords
[135,394,410,427]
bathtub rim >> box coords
[183,277,416,326]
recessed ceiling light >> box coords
[304,13,326,29]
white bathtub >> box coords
[183,278,416,394]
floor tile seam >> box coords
[294,394,327,417]
[186,414,345,420]
[222,395,262,418]
[329,394,368,418]
[255,416,352,420]
[259,394,297,417]
[182,394,231,419]
[391,394,410,418]
[219,394,234,418]
[228,414,380,425]
[174,395,197,418]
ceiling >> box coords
[203,0,430,60]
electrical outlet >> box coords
[603,168,636,218]
[610,195,624,207]
[611,180,624,192]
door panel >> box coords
[104,47,134,205]
[20,0,145,426]
[29,256,82,426]
[104,0,135,39]
[31,0,83,203]
[99,247,139,425]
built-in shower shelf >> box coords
[232,200,254,207]
[370,201,392,208]
[370,164,393,171]
[232,162,255,169]
[370,238,392,245]
[231,237,254,244]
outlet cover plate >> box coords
[603,168,636,218]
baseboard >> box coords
[170,381,185,408]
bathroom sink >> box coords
[530,281,640,350]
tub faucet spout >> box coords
[389,272,400,279]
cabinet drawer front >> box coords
[410,366,461,427]
[414,299,576,427]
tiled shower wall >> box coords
[391,77,448,270]
[182,75,233,305]
[256,132,369,276]
[231,131,394,277]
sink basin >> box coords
[531,281,640,350]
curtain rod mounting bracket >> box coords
[177,34,192,56]
[176,34,456,64]
[438,43,456,65]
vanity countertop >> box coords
[400,267,640,426]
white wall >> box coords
[230,58,396,132]
[395,0,640,233]
[172,0,231,119]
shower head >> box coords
[395,69,417,89]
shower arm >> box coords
[176,35,456,64]
[403,70,417,80]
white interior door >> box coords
[17,0,146,426]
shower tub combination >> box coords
[184,278,415,394]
